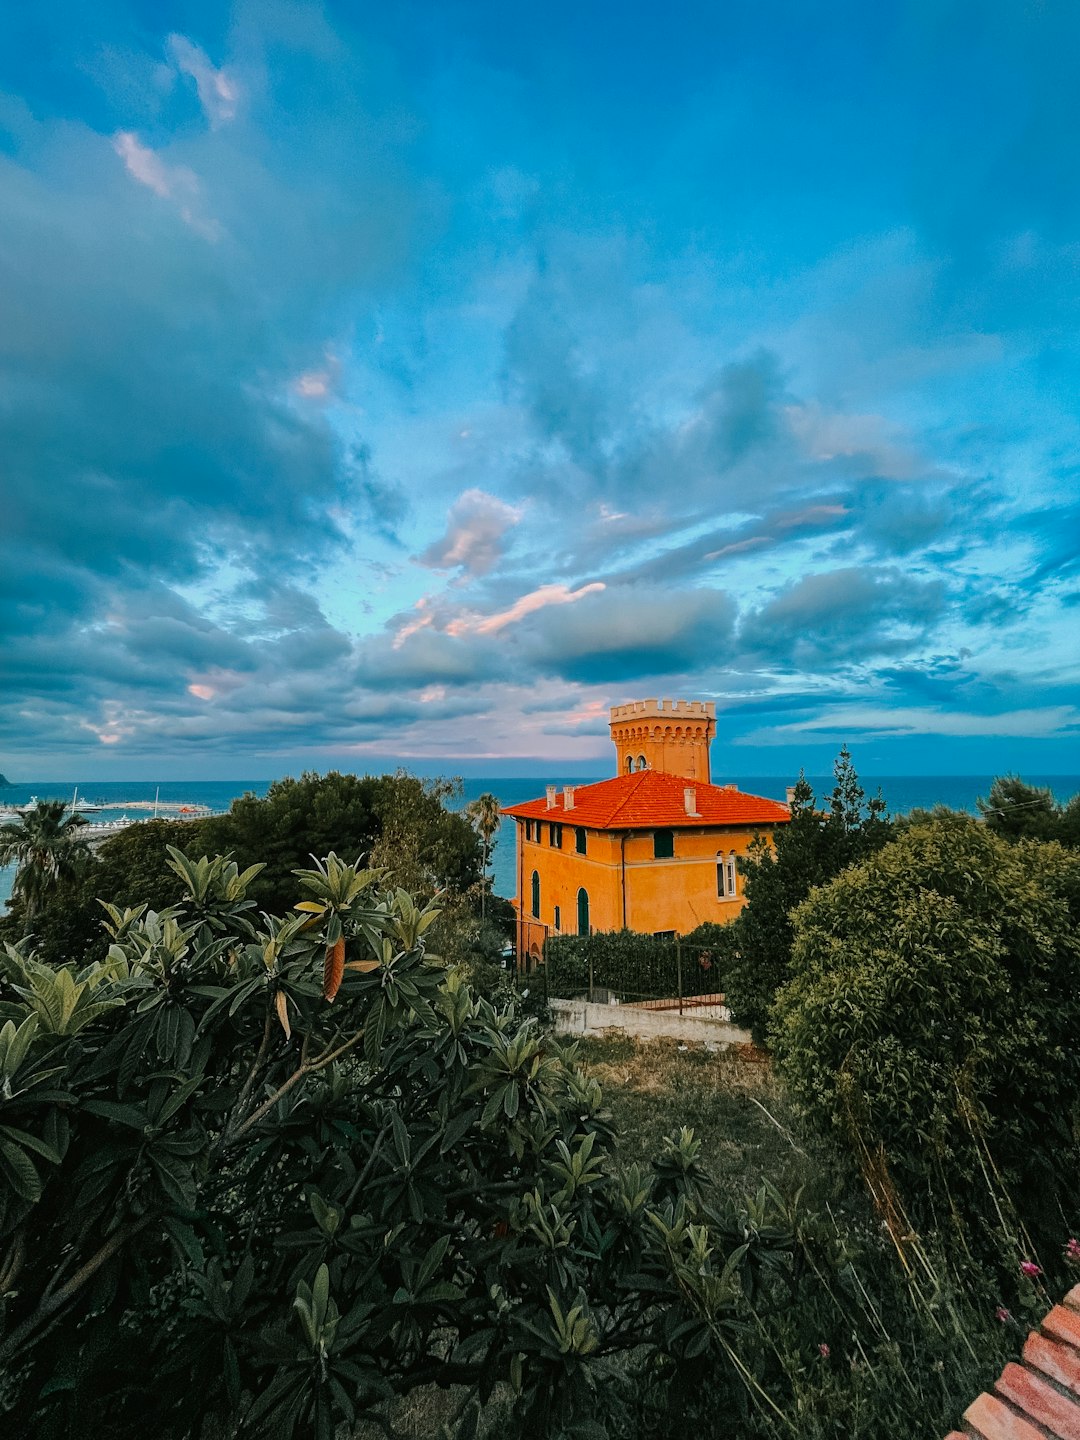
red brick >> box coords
[1024,1330,1080,1396]
[965,1391,1052,1440]
[994,1361,1080,1439]
[1045,1305,1080,1350]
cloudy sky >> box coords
[3,1,1079,780]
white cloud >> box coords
[166,34,239,127]
[747,704,1080,742]
[112,131,220,240]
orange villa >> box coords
[504,698,792,965]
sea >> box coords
[3,774,1079,914]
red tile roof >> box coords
[502,770,791,831]
[943,1283,1080,1440]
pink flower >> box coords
[818,1343,830,1358]
[1020,1260,1042,1278]
[995,1306,1011,1323]
[1065,1238,1080,1263]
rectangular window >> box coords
[549,822,563,848]
[717,857,726,898]
[575,826,587,855]
[727,857,737,898]
[554,905,561,931]
[653,829,674,859]
[653,930,675,941]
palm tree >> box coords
[464,793,502,920]
[0,799,91,924]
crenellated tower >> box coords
[609,697,717,782]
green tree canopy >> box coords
[195,770,482,913]
[720,749,892,1044]
[978,774,1080,845]
[771,818,1080,1266]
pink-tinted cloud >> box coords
[416,488,523,576]
[112,131,220,240]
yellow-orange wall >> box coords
[513,818,776,959]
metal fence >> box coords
[535,934,727,1016]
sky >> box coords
[2,0,1079,782]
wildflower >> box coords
[1065,1238,1080,1264]
[818,1343,830,1358]
[1020,1260,1042,1278]
[995,1306,1011,1323]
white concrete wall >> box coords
[551,997,752,1050]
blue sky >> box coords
[2,0,1079,780]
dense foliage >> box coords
[198,770,482,913]
[0,847,828,1439]
[771,818,1080,1271]
[1,819,205,967]
[978,774,1080,846]
[720,750,892,1043]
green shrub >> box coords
[0,847,800,1439]
[771,817,1080,1274]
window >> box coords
[636,754,647,771]
[718,852,737,899]
[577,887,590,936]
[625,754,634,773]
[653,930,675,942]
[523,819,533,843]
[531,869,540,918]
[549,822,563,848]
[653,828,674,859]
[553,904,561,932]
[575,826,587,855]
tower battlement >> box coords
[609,697,717,782]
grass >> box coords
[574,1032,841,1208]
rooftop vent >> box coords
[545,785,557,811]
[564,785,576,810]
[684,786,700,817]
[785,786,797,806]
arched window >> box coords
[531,869,540,918]
[636,754,647,770]
[577,887,590,936]
[625,754,634,773]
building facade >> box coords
[504,698,792,964]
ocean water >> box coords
[3,773,1079,912]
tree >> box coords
[0,800,90,925]
[978,775,1060,841]
[0,819,209,966]
[771,818,1080,1268]
[464,792,502,919]
[197,770,482,913]
[722,750,892,1044]
[0,847,801,1439]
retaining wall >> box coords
[551,996,752,1050]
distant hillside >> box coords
[0,773,11,787]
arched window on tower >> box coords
[636,754,647,770]
[625,754,634,773]
[577,887,590,936]
[531,870,540,918]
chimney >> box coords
[684,786,700,817]
[545,785,557,810]
[564,785,575,810]
[721,783,738,791]
[785,785,797,807]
